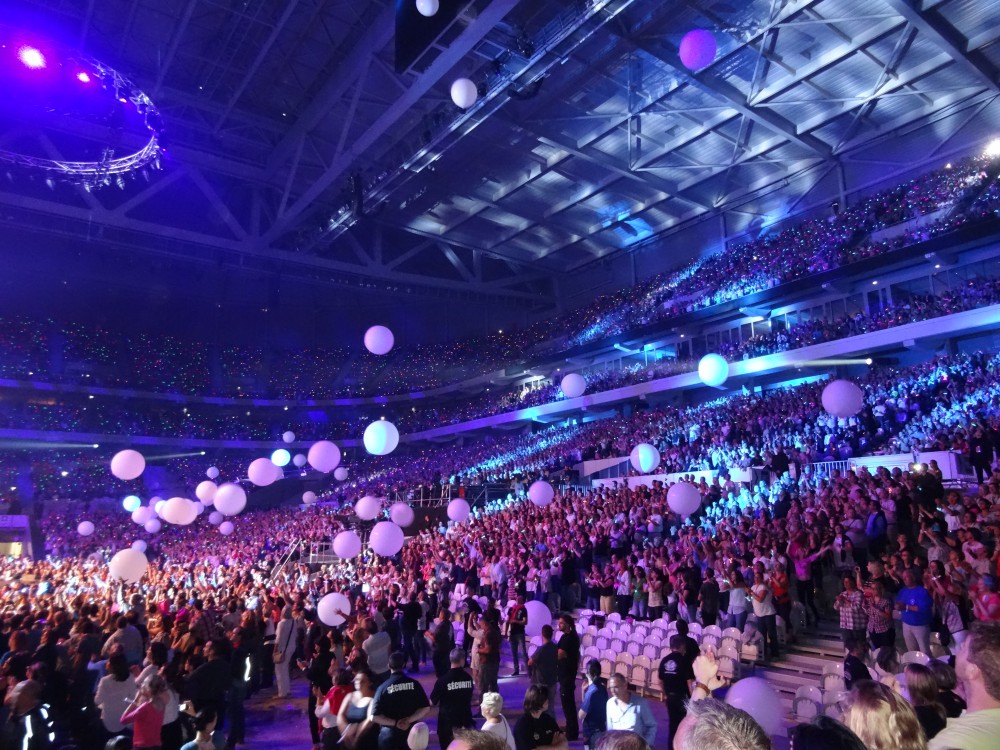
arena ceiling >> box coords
[1,0,999,307]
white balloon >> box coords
[195,481,218,504]
[303,491,318,504]
[282,431,296,444]
[131,506,153,525]
[122,495,141,512]
[206,466,220,479]
[369,521,405,557]
[409,724,430,750]
[560,373,587,399]
[630,443,661,474]
[363,325,395,355]
[308,441,342,473]
[355,495,381,521]
[447,499,470,523]
[450,77,478,109]
[271,449,291,467]
[248,457,281,487]
[390,502,415,528]
[194,502,205,515]
[110,449,145,480]
[363,421,399,456]
[822,379,864,418]
[667,482,702,517]
[333,530,362,558]
[317,592,352,626]
[208,511,224,526]
[524,601,552,637]
[109,548,148,584]
[77,521,95,537]
[219,521,235,535]
[698,353,730,388]
[527,480,554,507]
[161,497,198,526]
[144,518,161,534]
[334,467,349,481]
[131,540,147,553]
[214,483,247,516]
[153,500,166,516]
[725,677,783,736]
[292,453,308,468]
[415,0,439,17]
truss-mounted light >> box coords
[984,138,1000,159]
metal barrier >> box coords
[801,460,851,478]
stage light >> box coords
[985,139,1000,158]
[76,71,91,83]
[18,46,45,69]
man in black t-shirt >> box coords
[401,595,423,671]
[507,595,528,676]
[658,635,694,750]
[429,648,474,749]
[431,608,454,678]
[371,652,431,750]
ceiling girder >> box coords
[880,0,1000,93]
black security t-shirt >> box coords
[372,672,430,749]
[430,667,474,729]
[658,652,694,700]
[557,629,580,679]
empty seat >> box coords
[703,625,723,640]
[625,642,641,657]
[901,651,931,666]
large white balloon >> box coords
[333,530,362,558]
[364,325,395,355]
[667,482,702,517]
[161,497,198,526]
[271,449,291,467]
[524,601,552,637]
[725,677,783,736]
[208,511,224,526]
[450,78,478,109]
[308,441,342,473]
[355,495,381,521]
[132,506,153,525]
[317,592,352,626]
[219,521,235,536]
[292,453,307,468]
[447,499,470,523]
[109,548,148,584]
[122,495,141,512]
[144,518,161,534]
[302,491,318,504]
[206,466,220,479]
[698,353,730,387]
[282,431,296,444]
[363,421,399,456]
[630,443,661,474]
[390,502,415,528]
[679,29,718,70]
[334,467,349,481]
[153,499,166,517]
[248,457,281,487]
[527,480,554,507]
[195,481,217,504]
[822,379,864,418]
[77,521,95,537]
[369,521,405,557]
[415,0,439,17]
[560,373,587,399]
[111,449,145,481]
[214,483,247,517]
[131,540,147,553]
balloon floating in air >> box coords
[679,29,717,70]
[111,449,145,481]
[698,353,729,387]
[560,373,587,399]
[450,78,478,109]
[364,325,395,355]
[363,421,399,456]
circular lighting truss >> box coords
[0,27,164,190]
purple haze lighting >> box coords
[76,71,91,83]
[17,46,45,69]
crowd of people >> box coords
[3,342,1000,748]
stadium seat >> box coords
[901,651,930,666]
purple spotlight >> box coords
[18,46,46,69]
[76,71,91,83]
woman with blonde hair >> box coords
[480,691,516,750]
[841,680,927,750]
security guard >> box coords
[429,647,474,749]
[657,635,694,749]
[371,651,431,750]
